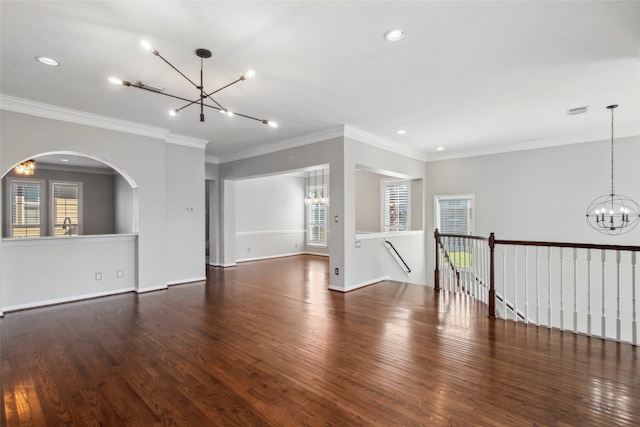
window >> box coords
[382,180,409,232]
[435,195,474,235]
[307,184,327,245]
[51,181,82,236]
[8,179,44,237]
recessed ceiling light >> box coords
[35,56,59,66]
[384,29,405,42]
[60,158,69,162]
[397,129,406,135]
[436,147,445,151]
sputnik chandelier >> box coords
[109,40,278,128]
[585,105,640,235]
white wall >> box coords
[165,143,206,284]
[0,107,207,311]
[2,235,136,311]
[425,136,640,280]
[235,174,305,261]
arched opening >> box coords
[1,152,139,312]
[2,152,138,238]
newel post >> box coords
[488,232,496,318]
[434,229,440,291]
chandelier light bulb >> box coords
[108,76,123,85]
[267,120,278,128]
[169,109,177,116]
[244,69,256,79]
[140,40,154,52]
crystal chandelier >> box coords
[585,105,640,235]
[15,159,36,175]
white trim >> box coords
[344,126,427,162]
[236,251,305,263]
[304,251,329,257]
[205,155,220,164]
[2,287,134,312]
[0,95,206,147]
[166,277,207,286]
[136,285,168,293]
[235,229,305,237]
[218,127,345,163]
[164,133,209,150]
[2,233,137,246]
[219,262,238,268]
[355,230,424,240]
[329,276,389,293]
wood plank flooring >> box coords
[2,254,639,426]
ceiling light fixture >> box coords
[15,159,36,175]
[436,147,445,151]
[109,40,278,128]
[36,56,59,66]
[397,130,407,135]
[585,105,640,235]
[384,29,405,42]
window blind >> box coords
[52,182,80,236]
[383,182,409,232]
[11,181,42,237]
[307,184,327,245]
[437,197,473,235]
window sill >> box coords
[355,230,423,240]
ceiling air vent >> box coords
[566,106,589,116]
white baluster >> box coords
[601,249,606,339]
[513,246,518,321]
[503,246,507,320]
[524,246,529,324]
[616,250,621,342]
[560,247,564,331]
[587,248,592,336]
[573,248,577,334]
[547,247,552,328]
[536,246,540,325]
[632,252,637,346]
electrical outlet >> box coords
[247,247,251,253]
[335,267,339,275]
[355,240,361,248]
[95,272,102,281]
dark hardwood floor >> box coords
[2,254,639,426]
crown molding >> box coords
[343,126,427,162]
[0,95,208,149]
[205,155,220,165]
[218,127,345,164]
[164,133,209,150]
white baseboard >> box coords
[236,251,305,263]
[3,287,135,312]
[304,251,329,257]
[136,284,168,294]
[329,276,389,293]
[166,276,207,286]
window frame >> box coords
[6,177,47,238]
[381,179,411,232]
[50,180,83,236]
[306,183,328,246]
[434,194,475,236]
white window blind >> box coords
[52,182,82,236]
[436,195,474,235]
[10,180,42,237]
[383,181,409,232]
[307,184,327,245]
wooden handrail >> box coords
[435,230,640,320]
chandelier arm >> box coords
[129,83,203,104]
[204,94,225,110]
[205,78,244,97]
[154,51,201,90]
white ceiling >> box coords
[1,1,639,163]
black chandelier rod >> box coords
[149,48,201,91]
